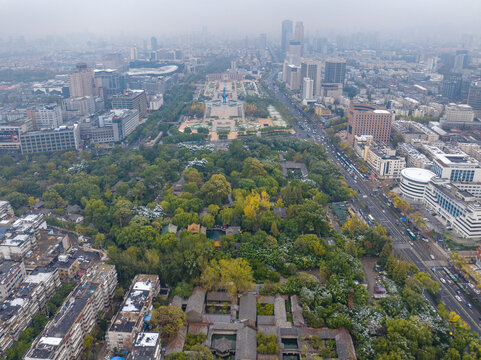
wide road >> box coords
[264,69,481,335]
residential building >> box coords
[26,104,63,130]
[24,265,117,360]
[53,255,80,282]
[468,82,481,118]
[69,63,95,98]
[346,103,394,145]
[397,143,433,169]
[391,120,439,144]
[63,96,95,116]
[20,125,80,154]
[324,59,346,84]
[0,261,26,300]
[107,274,160,351]
[111,90,148,116]
[95,109,140,143]
[129,332,162,360]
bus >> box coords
[406,228,416,240]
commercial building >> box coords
[0,126,22,152]
[431,152,481,183]
[294,21,304,55]
[95,109,140,143]
[366,147,406,179]
[281,20,293,54]
[286,41,302,66]
[111,90,148,117]
[282,62,301,91]
[397,143,433,169]
[391,120,439,144]
[424,178,481,240]
[443,103,475,124]
[26,104,63,130]
[468,82,481,118]
[24,264,117,360]
[302,78,314,101]
[107,274,160,351]
[300,59,321,96]
[400,168,436,202]
[324,59,346,84]
[346,103,394,145]
[0,261,26,300]
[63,96,95,116]
[20,125,80,154]
[94,69,126,97]
[69,63,95,98]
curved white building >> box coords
[400,167,436,201]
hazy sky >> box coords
[1,0,481,39]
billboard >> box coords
[0,127,20,143]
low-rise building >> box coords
[397,143,433,169]
[20,125,80,154]
[107,274,160,351]
[129,332,162,360]
[366,147,406,179]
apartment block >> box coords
[107,274,160,351]
[20,125,80,154]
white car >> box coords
[440,277,446,284]
[455,295,462,302]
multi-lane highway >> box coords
[264,69,481,335]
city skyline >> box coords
[2,0,481,39]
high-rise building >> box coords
[346,103,394,145]
[468,82,481,118]
[69,63,94,98]
[301,59,321,96]
[286,41,302,66]
[130,47,138,61]
[441,74,462,100]
[111,90,148,117]
[281,20,293,54]
[302,77,314,101]
[150,36,158,51]
[324,59,346,84]
[94,69,126,97]
[294,21,304,55]
[282,62,301,91]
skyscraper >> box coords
[286,41,302,66]
[294,21,304,55]
[69,63,94,98]
[301,59,321,96]
[130,47,138,61]
[302,78,314,101]
[347,103,394,145]
[151,36,158,51]
[324,59,346,84]
[281,20,293,55]
[468,82,481,118]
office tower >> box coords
[324,59,346,84]
[94,69,126,97]
[468,82,481,118]
[130,47,138,61]
[294,21,304,55]
[69,63,94,98]
[151,36,158,51]
[441,74,462,100]
[301,59,321,96]
[281,20,293,54]
[346,103,394,145]
[453,54,465,73]
[111,90,148,116]
[258,33,267,49]
[302,78,314,101]
[283,62,301,91]
[286,41,302,66]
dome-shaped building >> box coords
[400,167,436,202]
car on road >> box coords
[409,241,414,246]
[456,289,462,295]
[455,295,462,302]
[466,302,472,309]
[440,277,446,284]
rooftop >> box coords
[401,168,436,183]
